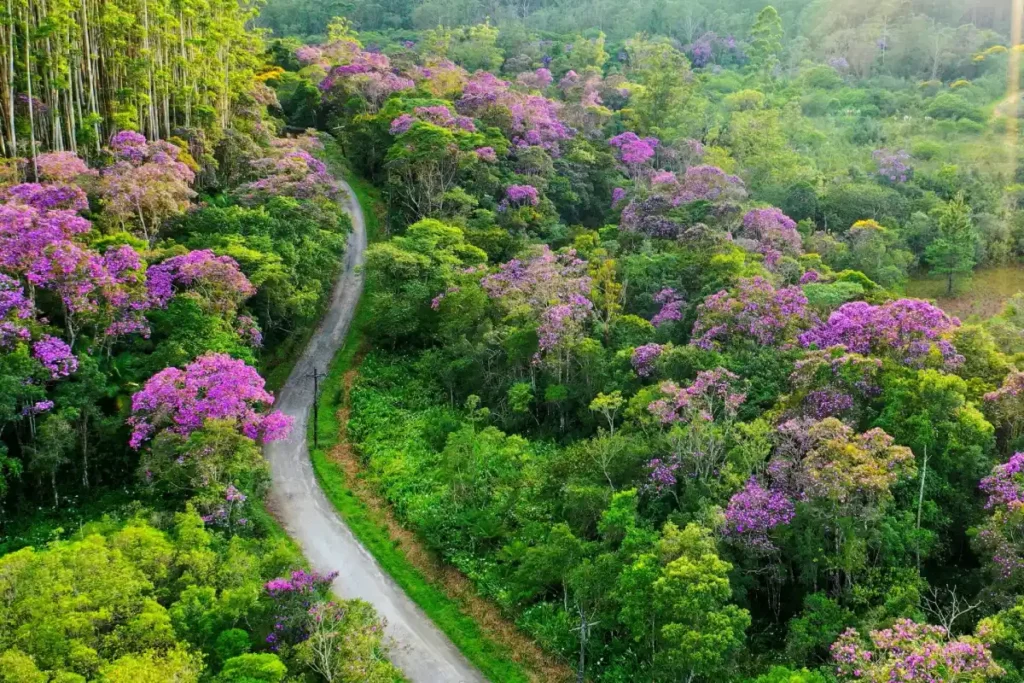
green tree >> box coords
[926,193,977,295]
[652,523,750,681]
[748,7,784,77]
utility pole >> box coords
[306,367,323,449]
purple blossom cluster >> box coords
[873,148,912,183]
[611,187,627,207]
[0,203,151,342]
[980,453,1024,510]
[128,352,292,449]
[631,343,664,377]
[0,273,34,348]
[516,68,553,90]
[264,568,340,648]
[740,208,803,266]
[662,164,747,206]
[648,368,746,426]
[608,131,659,171]
[147,249,256,311]
[799,270,820,284]
[650,288,684,327]
[831,620,1002,681]
[482,246,592,363]
[645,456,682,496]
[237,139,341,204]
[319,49,414,109]
[295,45,323,65]
[789,348,882,420]
[504,184,540,206]
[235,315,263,348]
[799,299,963,369]
[804,389,856,419]
[722,477,796,552]
[691,277,815,350]
[4,182,89,212]
[32,335,77,379]
[101,136,196,241]
[457,72,574,153]
[34,152,96,183]
[22,400,54,416]
[389,105,476,135]
[475,146,497,163]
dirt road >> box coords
[264,179,486,683]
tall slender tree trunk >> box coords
[5,0,15,158]
[24,6,37,176]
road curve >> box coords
[264,179,486,683]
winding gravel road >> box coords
[264,179,486,683]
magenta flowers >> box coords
[390,105,476,135]
[799,299,962,368]
[740,207,802,263]
[651,288,684,327]
[631,343,664,377]
[128,352,292,449]
[608,131,659,175]
[831,620,1002,681]
[33,335,77,378]
[147,249,256,312]
[504,184,540,207]
[692,277,814,350]
[722,477,795,552]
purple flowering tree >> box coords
[32,335,77,379]
[100,134,196,244]
[34,151,96,184]
[236,136,341,205]
[0,274,33,348]
[766,417,915,589]
[739,208,803,269]
[3,182,89,213]
[831,620,1002,681]
[608,132,659,181]
[650,288,685,328]
[389,105,476,135]
[147,249,256,314]
[691,277,816,351]
[873,148,912,183]
[787,348,882,421]
[646,368,747,485]
[799,299,963,369]
[482,246,592,379]
[457,71,574,153]
[319,49,414,112]
[264,569,339,649]
[722,477,795,553]
[128,352,292,449]
[631,343,664,378]
[975,453,1024,585]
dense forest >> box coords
[5,0,1024,680]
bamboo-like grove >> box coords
[0,0,263,162]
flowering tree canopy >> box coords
[800,299,963,369]
[236,136,341,204]
[100,134,196,243]
[128,352,292,449]
[147,249,256,313]
[723,477,795,553]
[831,619,1002,681]
[691,277,815,350]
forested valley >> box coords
[5,0,1024,681]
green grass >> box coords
[906,265,1024,321]
[304,158,532,683]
